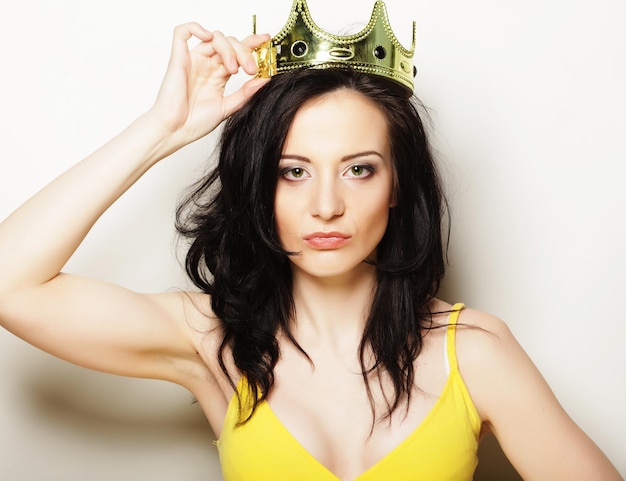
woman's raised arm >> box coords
[0,24,269,385]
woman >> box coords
[0,13,621,481]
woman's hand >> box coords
[148,22,270,149]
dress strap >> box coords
[445,303,465,374]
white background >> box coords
[0,0,624,479]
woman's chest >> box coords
[218,361,478,481]
[259,351,444,479]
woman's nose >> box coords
[309,176,344,220]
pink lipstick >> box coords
[303,232,351,250]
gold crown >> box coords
[253,0,416,91]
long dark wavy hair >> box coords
[175,67,447,424]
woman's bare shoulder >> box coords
[448,304,519,378]
[426,299,506,331]
[428,299,509,332]
[148,289,228,385]
[428,301,522,414]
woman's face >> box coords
[274,88,394,281]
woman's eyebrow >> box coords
[341,151,384,162]
[279,154,310,163]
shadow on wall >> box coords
[475,434,523,481]
[8,357,223,481]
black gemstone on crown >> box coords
[292,41,308,57]
[373,45,386,60]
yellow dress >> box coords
[217,303,480,480]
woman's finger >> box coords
[208,30,239,74]
[228,33,271,75]
[241,33,272,49]
[169,22,213,66]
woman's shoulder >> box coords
[151,289,221,336]
[442,303,545,425]
[176,289,225,358]
[154,289,245,430]
[439,301,520,377]
[151,289,229,384]
[428,298,511,334]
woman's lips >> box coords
[303,232,351,249]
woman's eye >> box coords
[282,167,308,180]
[346,165,373,178]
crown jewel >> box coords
[253,0,416,92]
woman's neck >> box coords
[289,262,376,347]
